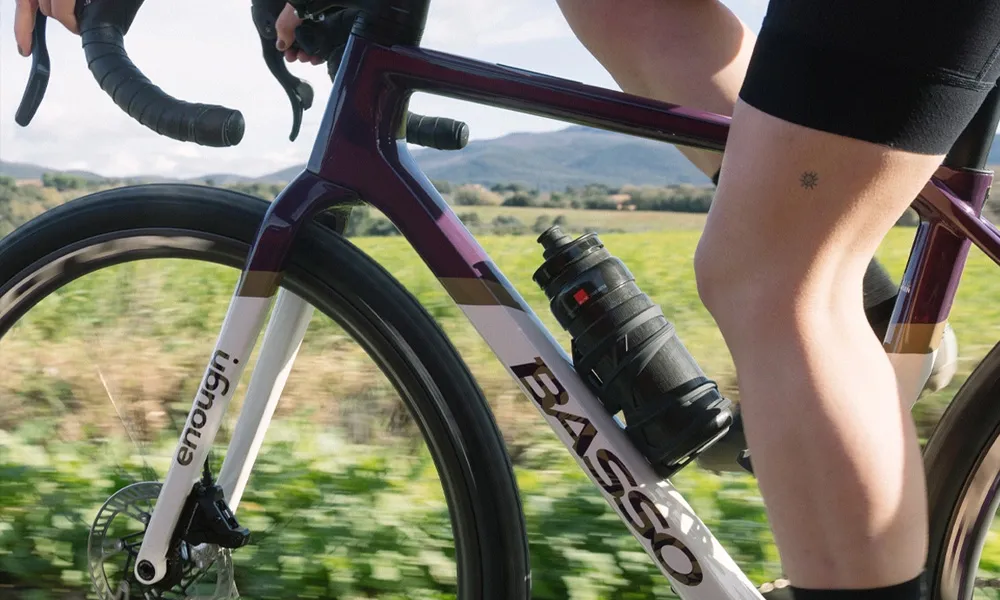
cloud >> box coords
[425,0,573,48]
[1,0,768,178]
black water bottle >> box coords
[533,226,733,477]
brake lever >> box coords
[14,11,51,127]
[263,43,315,141]
[251,0,314,141]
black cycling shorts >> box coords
[739,0,1000,155]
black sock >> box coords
[863,258,899,340]
[710,168,900,339]
[792,573,926,600]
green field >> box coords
[3,214,1000,598]
[354,225,1000,410]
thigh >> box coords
[700,0,1000,294]
[741,0,1000,157]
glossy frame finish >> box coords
[226,31,999,599]
[244,35,998,319]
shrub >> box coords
[533,215,553,234]
[0,429,782,598]
[491,215,527,235]
[227,182,285,200]
[40,173,86,192]
[502,193,538,207]
[582,196,618,210]
[432,179,453,194]
[896,208,920,227]
[452,184,503,206]
[457,212,481,227]
[490,182,531,194]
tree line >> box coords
[434,180,715,213]
[0,173,944,239]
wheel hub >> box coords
[87,481,238,600]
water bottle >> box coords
[533,226,733,477]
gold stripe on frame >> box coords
[439,277,521,310]
[237,271,283,298]
[883,322,946,355]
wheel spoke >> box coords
[0,207,483,599]
[97,364,155,482]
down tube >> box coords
[133,275,273,584]
[363,151,762,599]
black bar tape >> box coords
[406,114,469,150]
[82,27,244,147]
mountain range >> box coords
[6,126,1000,189]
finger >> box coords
[14,0,39,56]
[309,55,324,65]
[285,49,297,62]
[49,0,79,34]
[38,0,50,17]
[297,50,310,63]
[275,4,301,52]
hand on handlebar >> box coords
[275,4,325,65]
[14,0,78,56]
[13,1,325,65]
[12,0,469,151]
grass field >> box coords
[3,212,1000,598]
[352,224,1000,415]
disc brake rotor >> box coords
[87,482,238,600]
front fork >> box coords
[132,287,314,585]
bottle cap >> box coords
[533,227,604,291]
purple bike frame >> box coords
[240,34,997,355]
[162,32,1000,599]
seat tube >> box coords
[885,167,993,403]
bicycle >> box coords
[6,0,1000,598]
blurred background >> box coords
[4,1,1000,599]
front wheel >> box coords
[0,184,530,599]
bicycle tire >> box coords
[924,340,1000,599]
[0,183,531,599]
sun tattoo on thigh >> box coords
[800,171,819,190]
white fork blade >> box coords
[216,288,315,513]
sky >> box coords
[0,0,768,178]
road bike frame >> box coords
[132,21,1000,600]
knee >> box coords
[693,234,745,323]
[693,232,806,336]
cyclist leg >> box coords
[693,0,1000,595]
[554,0,907,340]
[555,0,957,479]
[556,0,752,177]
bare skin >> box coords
[557,0,931,589]
[556,0,755,176]
[14,0,78,55]
[695,102,932,587]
